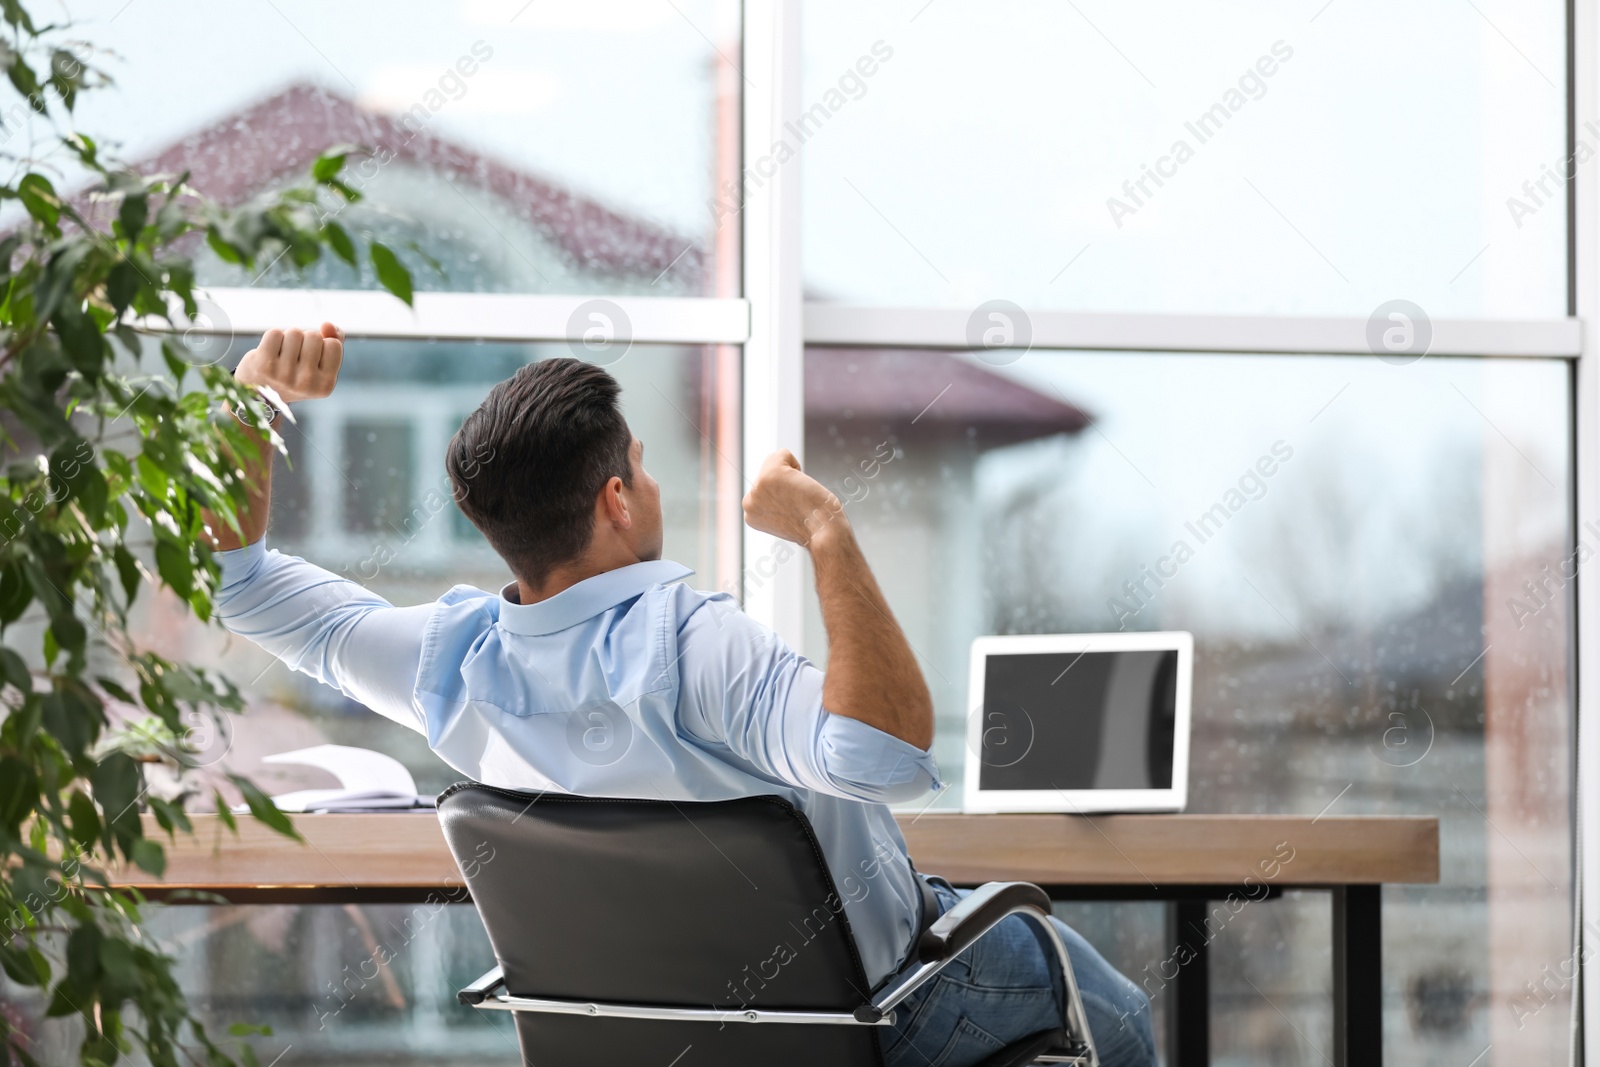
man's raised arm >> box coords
[198,324,432,735]
[742,450,934,750]
[208,323,344,551]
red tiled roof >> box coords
[137,82,701,280]
[806,348,1092,447]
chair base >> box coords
[974,1027,1096,1067]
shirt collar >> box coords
[496,559,693,636]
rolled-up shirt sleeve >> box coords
[674,593,941,803]
[214,541,432,733]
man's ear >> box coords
[601,475,632,528]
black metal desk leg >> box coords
[1168,899,1210,1067]
[1332,885,1383,1067]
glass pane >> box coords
[160,340,739,786]
[343,420,416,535]
[802,0,1566,318]
[8,904,521,1065]
[271,412,312,542]
[802,346,1572,1066]
[68,0,741,295]
[25,342,738,1057]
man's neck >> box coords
[516,548,644,605]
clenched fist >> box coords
[234,323,345,405]
[742,450,847,548]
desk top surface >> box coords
[118,811,1439,899]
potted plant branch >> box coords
[0,3,415,1063]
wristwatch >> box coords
[227,384,288,430]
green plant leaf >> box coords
[205,226,245,265]
[117,190,148,241]
[33,693,90,765]
[65,923,102,986]
[322,220,356,266]
[230,776,300,841]
[0,563,33,623]
[17,172,60,229]
[148,795,191,836]
[129,837,165,877]
[0,755,39,833]
[311,144,361,182]
[90,751,141,841]
[48,610,87,658]
[48,47,83,110]
[0,0,37,33]
[106,259,138,314]
[0,942,46,986]
[214,790,238,834]
[154,539,194,601]
[45,979,85,1018]
[0,645,30,692]
[7,54,43,111]
[95,675,134,704]
[81,1034,118,1066]
[112,543,141,605]
[368,241,413,306]
[97,936,137,1002]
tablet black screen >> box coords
[975,649,1179,791]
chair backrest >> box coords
[437,782,886,1067]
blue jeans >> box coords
[879,877,1157,1067]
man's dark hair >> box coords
[446,358,633,587]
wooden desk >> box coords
[123,812,1438,1067]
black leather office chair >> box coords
[438,781,1099,1067]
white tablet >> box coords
[963,632,1193,814]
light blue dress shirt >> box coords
[214,542,943,985]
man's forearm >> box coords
[206,324,343,551]
[207,414,274,552]
[809,522,934,749]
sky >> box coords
[56,0,736,237]
[800,0,1569,319]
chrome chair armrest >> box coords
[864,882,1100,1066]
[459,964,506,1006]
[917,881,1054,963]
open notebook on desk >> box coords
[234,744,436,813]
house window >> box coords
[343,420,417,536]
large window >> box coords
[50,8,747,1060]
[801,348,1573,1064]
[9,3,1586,1065]
[791,3,1582,1061]
[85,343,738,1064]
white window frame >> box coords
[1576,0,1599,1057]
[195,289,749,347]
[804,305,1581,357]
